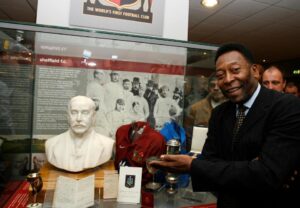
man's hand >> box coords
[149,154,194,174]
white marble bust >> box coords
[45,96,115,172]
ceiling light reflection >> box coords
[201,0,218,8]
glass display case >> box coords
[0,21,218,207]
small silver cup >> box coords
[26,172,43,204]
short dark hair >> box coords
[116,98,125,105]
[132,77,140,84]
[123,79,130,83]
[215,43,255,64]
[93,69,104,78]
[158,85,169,94]
[132,101,140,107]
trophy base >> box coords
[145,182,161,191]
[166,187,177,195]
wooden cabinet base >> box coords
[39,160,115,190]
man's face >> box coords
[262,67,286,92]
[94,70,104,82]
[194,76,208,93]
[138,87,145,96]
[146,85,153,90]
[111,73,119,82]
[216,51,258,103]
[132,82,139,90]
[123,81,131,90]
[133,102,140,112]
[116,103,125,112]
[68,99,95,136]
[285,86,299,97]
[160,87,169,98]
[208,79,224,102]
[173,92,180,100]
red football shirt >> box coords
[115,122,166,184]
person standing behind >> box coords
[144,80,159,112]
[130,86,149,121]
[86,69,107,112]
[128,101,145,122]
[172,87,184,108]
[185,73,225,151]
[262,65,286,92]
[104,71,124,112]
[131,77,141,96]
[185,75,209,107]
[153,85,181,122]
[188,73,226,127]
[150,43,300,208]
[92,97,110,136]
[143,80,159,127]
[106,98,127,138]
[122,79,134,113]
[285,81,299,97]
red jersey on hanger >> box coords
[115,121,166,184]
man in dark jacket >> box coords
[150,43,300,208]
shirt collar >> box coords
[243,83,261,109]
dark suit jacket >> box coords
[191,87,300,208]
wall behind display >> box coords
[32,56,185,139]
[36,0,188,40]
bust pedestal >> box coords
[39,160,115,190]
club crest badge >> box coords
[106,0,140,10]
[125,175,135,188]
[132,150,144,163]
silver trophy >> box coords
[165,139,180,194]
[26,172,43,204]
[166,139,181,155]
[165,173,179,194]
